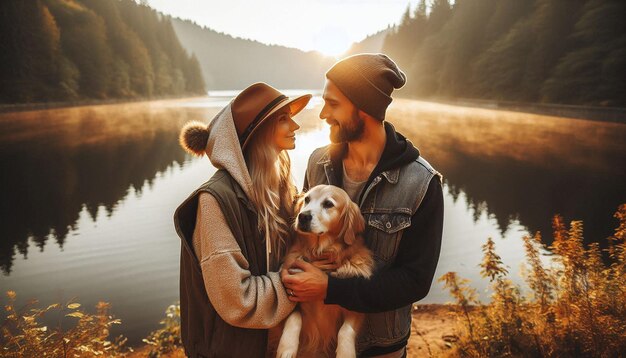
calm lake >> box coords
[1,92,625,345]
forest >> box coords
[0,0,206,104]
[382,0,625,106]
[2,0,624,107]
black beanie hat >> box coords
[325,53,406,121]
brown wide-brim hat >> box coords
[233,83,312,150]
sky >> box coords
[146,0,423,56]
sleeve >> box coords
[323,176,444,313]
[192,192,296,328]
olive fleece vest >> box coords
[173,169,268,357]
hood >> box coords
[205,103,254,201]
[375,121,420,174]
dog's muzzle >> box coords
[297,211,312,232]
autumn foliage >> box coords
[1,293,128,357]
[440,204,626,357]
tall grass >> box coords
[1,292,128,357]
[440,204,626,357]
[4,205,624,357]
[142,303,182,357]
[1,293,181,357]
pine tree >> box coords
[438,0,499,97]
[46,0,112,99]
[521,0,587,101]
[0,1,65,102]
[542,0,626,106]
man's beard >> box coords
[330,109,365,143]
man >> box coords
[281,53,444,357]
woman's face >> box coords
[272,109,300,150]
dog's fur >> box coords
[277,185,374,358]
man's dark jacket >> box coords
[303,122,444,355]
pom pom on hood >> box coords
[179,121,209,156]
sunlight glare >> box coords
[310,25,351,57]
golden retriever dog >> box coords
[276,185,374,358]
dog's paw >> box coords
[336,345,357,358]
[276,341,299,358]
[276,347,297,358]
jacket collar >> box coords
[380,168,400,184]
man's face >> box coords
[319,80,364,143]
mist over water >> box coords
[0,94,624,344]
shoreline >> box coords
[0,94,207,114]
[406,96,626,124]
[408,304,459,357]
[3,94,625,124]
[127,303,459,358]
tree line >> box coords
[383,0,625,106]
[170,17,335,90]
[0,0,206,104]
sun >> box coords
[316,40,352,57]
[310,26,352,58]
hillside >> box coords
[0,0,205,104]
[382,0,626,106]
[170,17,336,90]
[344,28,390,57]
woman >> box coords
[173,83,311,357]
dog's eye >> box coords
[304,196,310,204]
[322,200,334,209]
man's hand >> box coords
[281,259,328,302]
[310,250,339,272]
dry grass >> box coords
[439,204,626,357]
[1,293,128,357]
[4,204,624,357]
[140,304,182,357]
[0,295,182,357]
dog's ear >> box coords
[292,192,305,226]
[340,200,365,245]
[294,192,305,212]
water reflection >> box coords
[390,100,626,248]
[0,96,624,343]
[1,98,624,274]
[0,100,220,274]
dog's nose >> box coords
[298,212,312,224]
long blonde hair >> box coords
[243,114,297,268]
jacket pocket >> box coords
[365,213,411,263]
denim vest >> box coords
[304,146,439,351]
